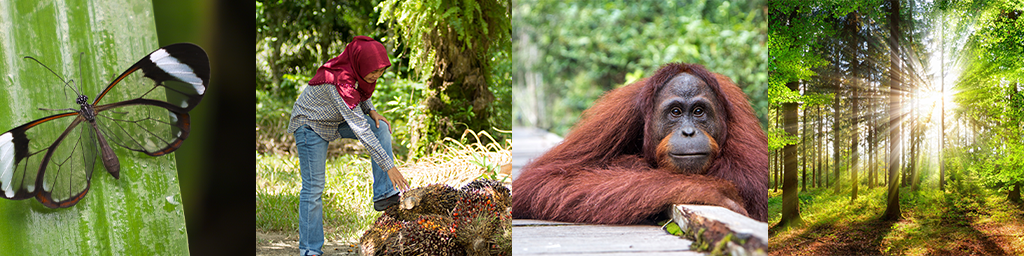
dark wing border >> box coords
[0,112,82,202]
[93,43,210,112]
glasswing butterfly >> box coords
[0,43,209,208]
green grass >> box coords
[256,153,382,242]
[769,183,1024,255]
[255,129,512,243]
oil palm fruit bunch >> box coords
[453,180,511,255]
[382,215,459,256]
[388,184,461,221]
[359,179,511,256]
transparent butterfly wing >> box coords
[0,113,96,208]
[94,100,190,156]
[0,43,208,208]
[91,43,207,155]
[36,117,98,208]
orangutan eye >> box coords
[693,107,705,117]
[671,107,683,117]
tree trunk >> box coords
[802,91,808,192]
[817,105,823,188]
[268,33,282,92]
[421,30,496,152]
[379,0,510,156]
[939,13,946,191]
[824,118,830,188]
[883,0,903,221]
[771,149,776,191]
[845,11,861,201]
[909,121,919,191]
[780,81,803,227]
[850,91,859,201]
[774,107,781,192]
[1010,182,1022,203]
[869,118,877,189]
[833,81,842,193]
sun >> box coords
[916,87,958,121]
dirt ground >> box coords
[257,230,360,256]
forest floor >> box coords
[767,184,1024,255]
[256,230,360,256]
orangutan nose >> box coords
[681,126,696,137]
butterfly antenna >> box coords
[23,56,82,101]
[77,52,87,97]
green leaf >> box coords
[0,0,189,254]
[661,220,683,236]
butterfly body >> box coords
[0,43,209,208]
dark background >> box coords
[152,0,253,254]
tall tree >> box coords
[833,66,843,193]
[868,113,877,189]
[802,90,809,192]
[938,10,946,191]
[774,106,782,192]
[817,105,823,188]
[883,0,903,221]
[781,81,803,227]
[845,11,862,201]
[909,108,921,191]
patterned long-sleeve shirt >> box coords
[287,84,395,171]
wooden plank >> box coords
[510,127,563,181]
[672,205,768,256]
[512,219,704,255]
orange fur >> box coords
[511,63,768,223]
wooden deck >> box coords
[510,127,564,180]
[512,219,705,255]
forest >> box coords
[768,0,1023,254]
[256,0,512,254]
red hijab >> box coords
[308,36,391,109]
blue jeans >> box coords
[295,117,398,256]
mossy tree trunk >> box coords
[378,0,511,156]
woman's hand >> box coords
[387,167,410,192]
[369,110,391,134]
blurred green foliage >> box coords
[513,0,769,135]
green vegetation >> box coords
[256,72,430,159]
[256,153,381,241]
[513,0,768,135]
[378,0,512,157]
[255,132,511,243]
[257,0,511,159]
[256,1,513,251]
[767,0,1024,254]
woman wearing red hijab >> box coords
[287,36,409,256]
